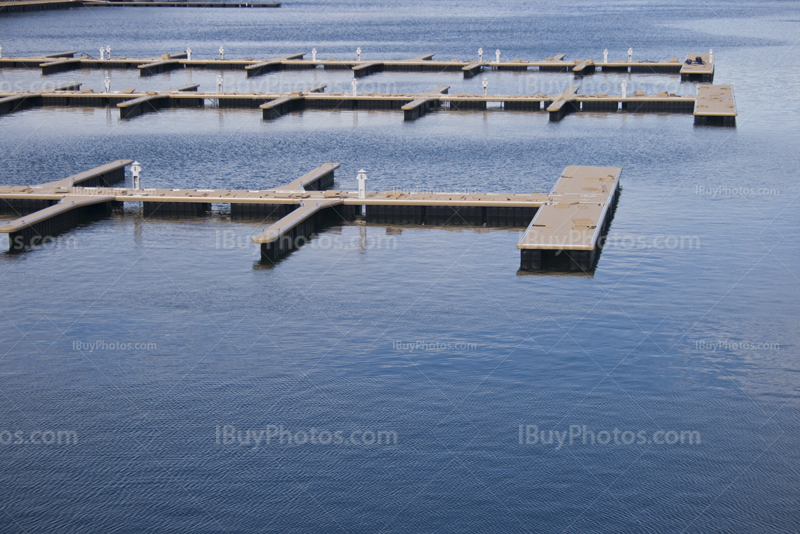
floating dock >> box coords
[0,0,279,13]
[0,84,736,125]
[0,50,712,80]
[0,161,622,272]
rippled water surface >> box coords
[1,1,799,532]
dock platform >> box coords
[0,161,622,272]
[0,0,279,13]
[0,83,735,126]
[0,49,712,81]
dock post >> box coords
[357,169,367,216]
[131,161,141,190]
[479,48,483,62]
[104,77,110,93]
[100,48,105,60]
[106,46,111,59]
[482,78,488,96]
[0,46,2,59]
[187,47,192,61]
[312,48,316,61]
[217,75,223,93]
[219,46,224,60]
[709,48,713,65]
[604,49,608,63]
[628,47,632,62]
[495,49,500,63]
[620,81,627,110]
[357,47,361,61]
[352,79,358,96]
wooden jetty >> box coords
[0,83,737,125]
[0,50,711,81]
[0,161,622,272]
[0,0,279,13]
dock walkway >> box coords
[0,84,736,126]
[0,0,279,13]
[0,50,712,80]
[0,161,622,272]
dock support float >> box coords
[0,93,42,115]
[353,61,385,78]
[3,196,117,251]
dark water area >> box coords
[0,1,799,532]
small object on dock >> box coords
[357,47,361,61]
[187,47,192,61]
[709,48,713,65]
[131,161,141,190]
[104,76,110,93]
[217,74,223,93]
[99,47,104,60]
[312,48,316,61]
[495,49,500,64]
[679,52,714,82]
[219,46,224,60]
[352,79,358,96]
[478,48,483,62]
[0,46,2,59]
[604,49,608,63]
[482,77,488,96]
[106,45,110,59]
[628,47,632,62]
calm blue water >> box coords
[1,1,799,532]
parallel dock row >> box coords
[0,161,622,272]
[0,50,714,81]
[0,0,279,13]
[0,83,737,125]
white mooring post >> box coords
[604,49,608,63]
[478,48,483,62]
[219,46,224,60]
[312,48,317,61]
[217,74,223,93]
[495,49,500,63]
[621,81,627,99]
[99,48,105,60]
[104,76,110,93]
[187,47,192,61]
[356,47,361,61]
[352,79,358,96]
[357,169,368,199]
[482,77,488,96]
[131,161,141,190]
[628,47,632,62]
[106,45,111,59]
[0,46,3,59]
[709,48,713,65]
